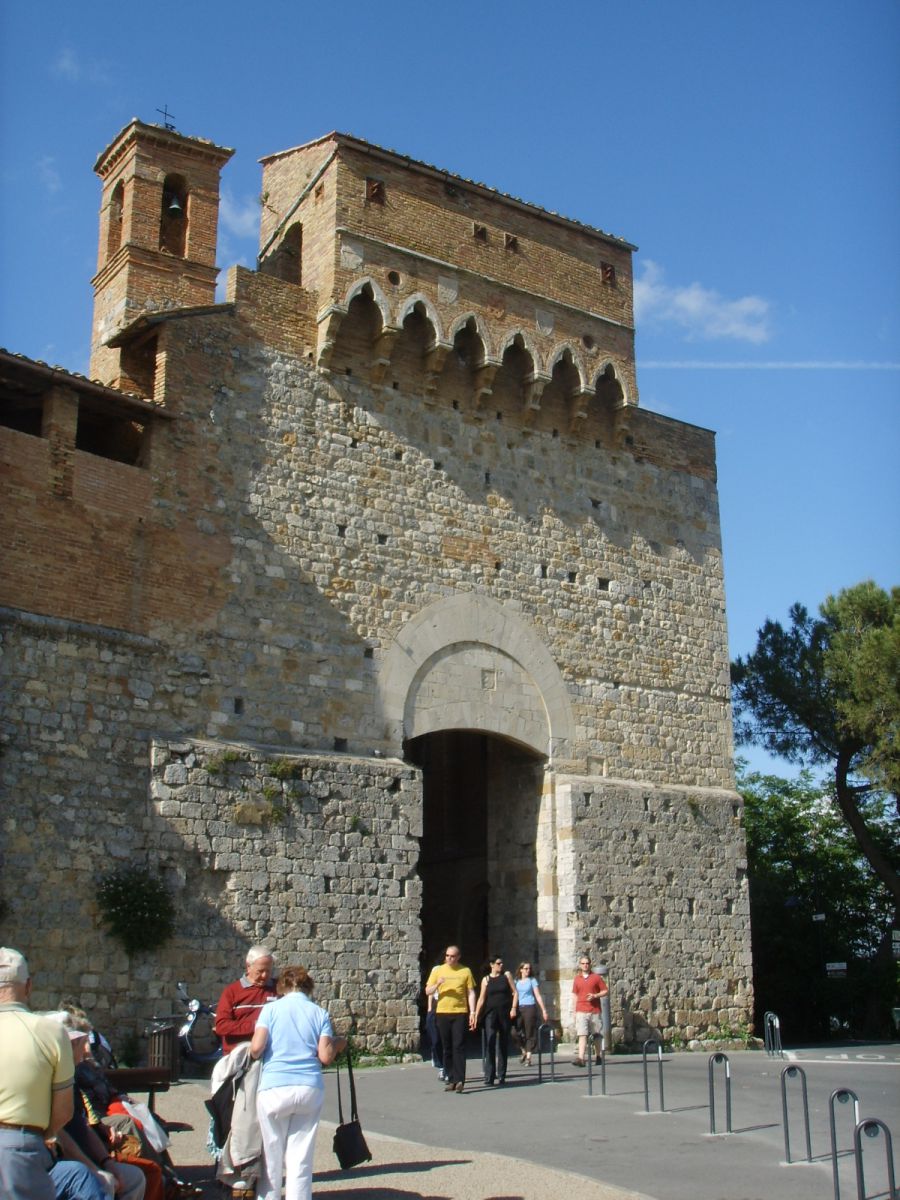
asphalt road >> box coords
[159,1042,899,1200]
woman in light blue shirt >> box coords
[514,962,549,1067]
[250,965,346,1200]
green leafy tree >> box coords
[732,582,900,918]
[739,764,894,1036]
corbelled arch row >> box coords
[378,593,580,1010]
[316,276,630,436]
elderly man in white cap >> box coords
[0,947,74,1199]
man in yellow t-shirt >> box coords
[0,947,75,1200]
[425,946,476,1093]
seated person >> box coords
[47,1014,149,1200]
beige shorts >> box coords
[575,1012,602,1037]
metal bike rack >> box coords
[853,1118,897,1200]
[585,1032,606,1097]
[829,1087,860,1200]
[537,1021,556,1083]
[780,1064,812,1163]
[764,1010,784,1057]
[641,1038,665,1113]
[708,1052,732,1134]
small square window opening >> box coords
[366,178,385,205]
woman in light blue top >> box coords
[514,962,548,1067]
[250,965,346,1200]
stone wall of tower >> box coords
[4,272,731,781]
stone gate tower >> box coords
[0,119,753,1048]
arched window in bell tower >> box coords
[106,181,124,261]
[159,173,188,256]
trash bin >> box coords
[538,1020,556,1054]
[147,1020,180,1083]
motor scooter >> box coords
[175,981,221,1066]
[146,982,221,1076]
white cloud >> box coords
[220,190,260,240]
[37,156,62,194]
[634,259,772,345]
[50,47,110,85]
[52,48,81,81]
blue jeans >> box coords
[0,1127,56,1200]
[50,1159,110,1200]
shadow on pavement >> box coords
[314,1156,472,1182]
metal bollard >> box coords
[641,1038,665,1113]
[584,1031,606,1097]
[853,1118,897,1200]
[781,1064,812,1164]
[764,1011,784,1057]
[829,1087,860,1200]
[537,1021,556,1083]
[708,1052,732,1134]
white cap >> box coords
[0,948,29,984]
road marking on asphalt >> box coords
[783,1051,900,1066]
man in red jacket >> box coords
[215,946,277,1054]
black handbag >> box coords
[332,1051,372,1170]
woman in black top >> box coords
[473,956,517,1085]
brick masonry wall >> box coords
[259,138,639,406]
[90,121,232,385]
[332,147,634,327]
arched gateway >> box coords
[380,594,574,975]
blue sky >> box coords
[1,1,897,775]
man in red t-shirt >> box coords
[571,952,608,1066]
[214,945,277,1054]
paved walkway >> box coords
[157,1042,899,1199]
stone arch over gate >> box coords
[378,592,574,763]
[380,594,573,974]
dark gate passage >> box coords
[406,729,546,983]
[408,730,488,973]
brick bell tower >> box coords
[89,118,234,389]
